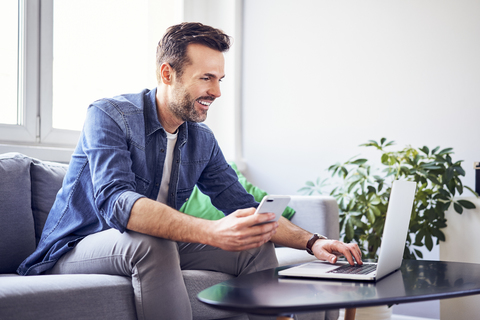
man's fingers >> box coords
[232,208,276,226]
[222,229,276,251]
[233,207,256,218]
[211,208,279,252]
[315,240,363,265]
[337,243,363,265]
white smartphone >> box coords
[254,195,291,224]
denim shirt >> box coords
[18,88,257,276]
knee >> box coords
[122,231,179,269]
[238,242,278,275]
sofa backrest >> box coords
[30,157,68,244]
[0,153,67,273]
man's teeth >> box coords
[198,100,212,106]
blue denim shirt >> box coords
[18,88,257,276]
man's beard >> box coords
[168,84,212,123]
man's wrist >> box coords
[306,233,327,255]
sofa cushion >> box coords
[0,274,135,320]
[0,153,36,273]
[30,159,68,245]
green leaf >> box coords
[455,166,466,176]
[341,167,348,178]
[381,153,389,165]
[454,202,463,214]
[297,187,311,194]
[347,180,360,193]
[367,208,376,224]
[384,141,395,147]
[414,249,424,259]
[421,164,442,170]
[351,158,368,165]
[420,146,429,155]
[346,219,354,241]
[415,230,425,246]
[438,148,454,155]
[371,205,382,217]
[425,234,433,251]
[457,200,476,209]
[431,228,446,242]
[445,167,454,183]
[465,186,479,197]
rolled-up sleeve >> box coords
[81,103,145,232]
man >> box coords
[19,22,362,319]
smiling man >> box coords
[18,23,361,320]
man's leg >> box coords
[46,228,191,320]
[178,241,279,320]
[178,241,278,276]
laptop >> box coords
[279,180,416,281]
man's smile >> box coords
[196,97,214,109]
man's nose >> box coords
[208,82,221,98]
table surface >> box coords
[198,260,480,316]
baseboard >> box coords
[392,315,438,320]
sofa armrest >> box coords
[288,195,340,240]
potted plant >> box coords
[299,138,477,260]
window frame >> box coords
[0,0,39,145]
[39,0,81,147]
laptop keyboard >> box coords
[327,264,377,275]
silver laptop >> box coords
[279,180,416,281]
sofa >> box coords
[0,152,340,320]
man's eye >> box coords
[201,77,209,81]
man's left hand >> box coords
[312,239,363,266]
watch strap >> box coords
[306,233,327,255]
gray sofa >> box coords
[0,152,340,320]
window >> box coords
[0,0,178,160]
[0,1,19,126]
[42,0,171,145]
[51,0,154,132]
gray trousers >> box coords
[46,228,279,320]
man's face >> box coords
[168,43,225,123]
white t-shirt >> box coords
[156,130,178,204]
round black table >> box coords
[198,260,480,319]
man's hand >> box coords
[312,239,363,266]
[207,208,279,251]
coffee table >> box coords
[198,260,480,320]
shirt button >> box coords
[161,149,165,153]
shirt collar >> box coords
[144,87,188,142]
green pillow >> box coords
[179,162,295,220]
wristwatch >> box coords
[306,233,327,255]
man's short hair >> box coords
[156,22,231,83]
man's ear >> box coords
[160,63,174,84]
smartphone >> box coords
[254,195,291,224]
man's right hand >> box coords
[207,208,279,251]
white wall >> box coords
[184,0,243,164]
[241,0,480,199]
